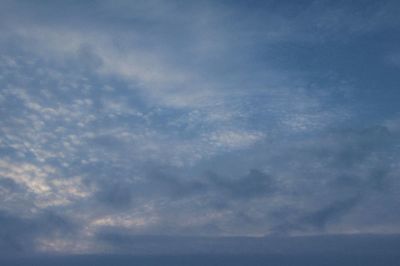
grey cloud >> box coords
[325,126,392,167]
[206,169,276,199]
[1,0,400,255]
[0,177,20,192]
[146,170,207,199]
[93,228,400,256]
[76,44,104,70]
[141,167,277,202]
[300,197,361,230]
[94,180,135,209]
[195,124,400,235]
[0,210,77,254]
[83,122,399,235]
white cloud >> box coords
[205,130,265,150]
[0,160,92,208]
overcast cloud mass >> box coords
[1,0,400,259]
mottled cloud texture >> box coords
[1,0,400,255]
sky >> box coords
[1,0,400,257]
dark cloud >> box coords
[85,122,400,235]
[94,180,134,209]
[93,228,400,257]
[0,177,21,193]
[145,168,208,199]
[301,197,360,230]
[207,169,276,199]
[0,210,77,254]
[90,166,276,210]
[144,168,276,203]
[324,126,392,169]
[271,197,361,235]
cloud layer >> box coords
[1,0,400,254]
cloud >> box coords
[206,169,276,200]
[0,210,77,254]
[302,197,360,229]
[272,197,361,234]
[91,230,400,256]
[95,182,134,209]
[0,0,400,255]
[0,160,91,208]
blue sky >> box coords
[1,0,400,255]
